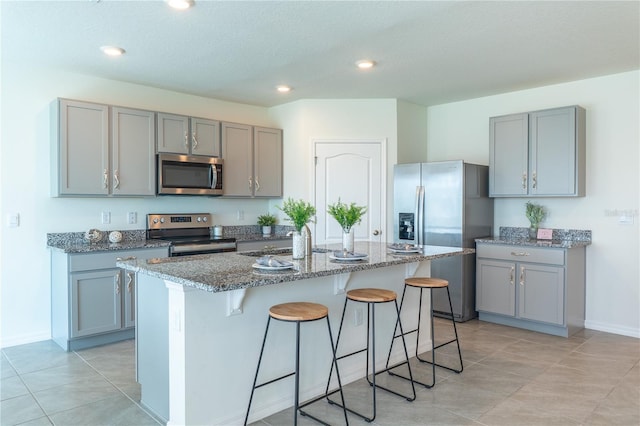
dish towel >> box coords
[255,256,293,267]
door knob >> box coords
[372,229,380,236]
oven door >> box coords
[158,154,223,196]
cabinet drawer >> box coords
[69,248,168,272]
[236,238,291,252]
[477,244,565,266]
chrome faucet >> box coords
[302,224,312,256]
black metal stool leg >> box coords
[244,316,272,426]
[416,287,463,374]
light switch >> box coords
[7,213,19,227]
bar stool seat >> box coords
[245,302,348,426]
[386,277,463,389]
[327,288,416,423]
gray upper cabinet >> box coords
[112,107,156,196]
[54,99,109,196]
[53,99,155,197]
[489,105,585,197]
[221,122,282,197]
[157,113,220,157]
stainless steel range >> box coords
[146,213,236,256]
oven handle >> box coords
[171,241,237,255]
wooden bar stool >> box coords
[386,277,463,388]
[244,302,348,426]
[326,288,416,423]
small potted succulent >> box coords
[257,213,277,236]
[327,199,367,252]
[525,201,546,239]
[277,198,316,259]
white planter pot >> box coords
[292,231,305,259]
[261,226,272,236]
[342,228,354,253]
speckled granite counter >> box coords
[475,226,591,249]
[118,242,473,293]
[47,230,171,253]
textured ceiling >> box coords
[2,1,639,107]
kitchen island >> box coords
[118,242,473,425]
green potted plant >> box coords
[257,213,277,236]
[277,198,316,258]
[327,199,367,252]
[525,201,546,239]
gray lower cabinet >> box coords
[476,243,585,337]
[221,122,283,197]
[489,105,586,197]
[52,247,168,351]
[52,99,156,197]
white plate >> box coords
[388,248,421,254]
[252,263,294,270]
[329,253,368,261]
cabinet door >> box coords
[190,117,220,157]
[529,106,578,196]
[489,113,528,197]
[57,99,109,195]
[253,127,282,197]
[157,113,189,154]
[112,107,156,196]
[518,264,565,325]
[221,122,253,196]
[123,270,136,328]
[476,259,516,317]
[71,269,122,337]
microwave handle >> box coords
[210,164,218,189]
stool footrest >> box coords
[416,355,463,374]
[254,371,295,390]
[387,363,434,389]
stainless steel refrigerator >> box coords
[393,160,493,321]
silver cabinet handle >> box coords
[255,178,260,192]
[113,169,120,189]
[103,169,109,189]
[522,172,527,190]
[509,266,515,285]
[192,132,198,150]
[511,251,530,257]
[373,230,380,236]
[532,171,537,189]
[519,266,525,286]
[184,131,189,149]
[115,273,121,294]
[126,272,134,293]
[248,177,252,190]
[116,256,137,261]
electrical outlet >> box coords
[354,308,364,326]
[237,210,244,220]
[101,211,111,224]
[127,211,138,224]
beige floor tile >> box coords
[1,353,17,379]
[32,377,121,415]
[48,394,160,426]
[444,362,530,397]
[479,398,582,425]
[0,394,46,426]
[1,376,30,401]
[20,357,101,393]
[478,348,554,379]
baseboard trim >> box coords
[585,320,640,338]
[1,332,51,349]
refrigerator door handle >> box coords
[416,185,425,246]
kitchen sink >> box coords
[238,247,331,257]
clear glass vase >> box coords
[529,227,538,239]
[342,228,354,253]
[292,231,305,259]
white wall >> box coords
[0,64,278,347]
[397,100,429,164]
[426,70,640,337]
[269,99,400,235]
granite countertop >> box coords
[475,226,592,249]
[233,233,292,243]
[117,242,474,293]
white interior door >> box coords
[314,140,386,244]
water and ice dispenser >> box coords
[398,212,415,241]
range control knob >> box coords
[197,216,202,222]
[202,216,208,222]
[153,218,159,224]
[160,217,165,223]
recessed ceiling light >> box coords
[100,46,125,57]
[276,85,292,93]
[167,0,194,10]
[356,60,376,70]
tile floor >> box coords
[2,319,638,425]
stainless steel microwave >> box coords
[157,153,223,196]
